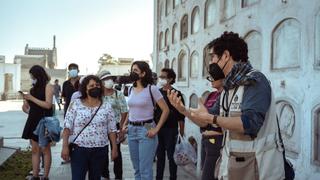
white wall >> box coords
[153,0,320,179]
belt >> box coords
[129,119,153,126]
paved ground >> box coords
[0,100,198,179]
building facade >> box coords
[14,36,66,91]
[0,56,21,100]
[152,0,320,179]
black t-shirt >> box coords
[154,88,185,129]
[62,79,79,111]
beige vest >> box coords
[216,85,285,180]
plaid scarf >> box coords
[223,62,256,90]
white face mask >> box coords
[32,79,37,85]
[157,78,167,88]
[69,69,78,78]
[104,79,114,89]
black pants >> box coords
[201,136,223,180]
[156,128,178,180]
[101,142,122,179]
[70,146,107,180]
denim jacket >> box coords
[33,116,62,147]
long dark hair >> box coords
[29,65,50,94]
[79,75,103,100]
[131,61,153,88]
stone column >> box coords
[4,73,13,93]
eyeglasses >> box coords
[206,76,214,82]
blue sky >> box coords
[0,0,154,73]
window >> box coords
[272,18,301,69]
[172,58,177,72]
[178,50,187,81]
[181,15,188,40]
[202,91,211,101]
[159,2,164,22]
[172,23,178,44]
[189,94,198,108]
[173,0,179,9]
[190,51,199,78]
[221,0,236,21]
[205,0,216,28]
[244,31,262,70]
[165,29,170,47]
[157,62,163,74]
[166,0,171,16]
[242,0,259,8]
[202,45,211,77]
[191,7,200,34]
[315,11,320,67]
[165,59,170,68]
[313,106,320,165]
[159,32,164,50]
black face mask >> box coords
[129,72,140,82]
[88,87,102,98]
[208,58,229,81]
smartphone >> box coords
[18,91,24,95]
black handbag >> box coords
[68,103,102,156]
[276,116,295,180]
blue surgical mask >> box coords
[69,69,78,78]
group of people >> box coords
[21,31,287,180]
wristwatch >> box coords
[212,115,218,124]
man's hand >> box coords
[167,89,187,114]
[111,148,118,161]
[189,98,211,124]
[61,145,70,161]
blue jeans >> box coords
[128,124,158,180]
[70,145,108,180]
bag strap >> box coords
[276,115,288,159]
[72,102,102,143]
[148,85,156,110]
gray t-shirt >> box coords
[209,71,271,138]
[127,85,163,122]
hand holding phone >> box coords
[18,91,24,95]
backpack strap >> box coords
[149,85,156,110]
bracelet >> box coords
[212,115,217,124]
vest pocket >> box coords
[228,152,259,180]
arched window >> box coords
[159,32,163,50]
[202,45,211,77]
[165,59,170,68]
[157,62,163,74]
[159,2,164,22]
[189,94,198,108]
[190,51,199,78]
[202,91,211,101]
[165,29,170,47]
[166,0,171,16]
[244,31,262,70]
[272,19,301,69]
[173,0,179,9]
[178,50,187,81]
[191,7,200,34]
[181,15,188,40]
[221,0,236,21]
[172,23,178,44]
[313,105,320,164]
[316,11,320,67]
[205,0,216,28]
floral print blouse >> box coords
[64,98,117,148]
